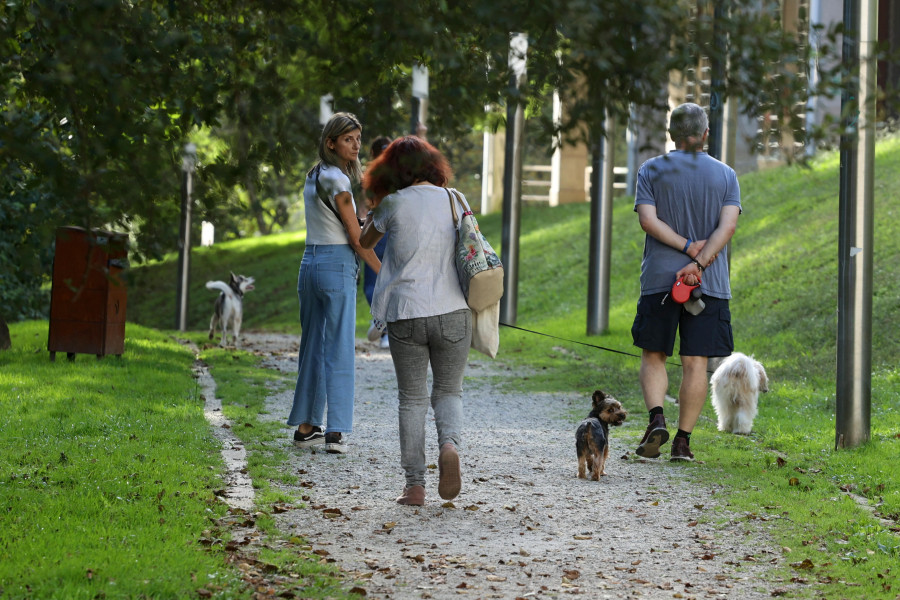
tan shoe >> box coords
[635,414,669,458]
[396,485,425,506]
[438,443,461,500]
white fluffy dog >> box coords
[206,273,255,348]
[710,352,769,434]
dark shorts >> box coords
[631,292,734,358]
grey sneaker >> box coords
[325,432,348,454]
[670,436,695,462]
[635,414,669,458]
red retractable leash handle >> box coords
[671,275,701,304]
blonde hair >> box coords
[314,112,363,182]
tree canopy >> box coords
[1,0,847,320]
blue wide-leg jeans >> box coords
[288,244,358,434]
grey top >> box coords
[371,184,469,323]
[634,150,741,299]
[303,163,356,246]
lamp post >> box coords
[175,143,197,332]
[500,33,527,326]
[320,94,334,125]
[411,63,429,136]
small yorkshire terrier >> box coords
[576,390,628,480]
[710,352,769,435]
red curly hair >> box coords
[362,135,453,202]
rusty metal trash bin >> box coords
[47,226,128,361]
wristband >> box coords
[691,258,705,272]
[682,238,692,254]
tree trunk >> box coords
[0,315,10,350]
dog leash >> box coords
[499,322,716,373]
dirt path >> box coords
[227,332,792,599]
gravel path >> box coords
[236,332,789,600]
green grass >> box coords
[0,322,239,599]
[0,324,363,599]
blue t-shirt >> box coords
[634,150,741,299]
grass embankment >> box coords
[0,323,352,599]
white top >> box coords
[303,163,356,246]
[371,184,469,322]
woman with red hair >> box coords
[360,136,471,506]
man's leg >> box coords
[639,350,668,411]
[676,355,710,433]
[671,355,709,461]
[636,350,671,457]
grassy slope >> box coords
[126,137,900,598]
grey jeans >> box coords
[387,309,471,488]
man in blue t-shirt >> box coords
[631,102,742,462]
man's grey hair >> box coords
[668,103,709,143]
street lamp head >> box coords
[182,143,198,173]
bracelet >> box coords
[691,258,705,272]
[682,238,692,254]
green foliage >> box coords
[2,0,848,321]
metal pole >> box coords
[587,113,615,335]
[500,34,527,325]
[175,143,197,332]
[706,1,726,161]
[409,97,420,136]
[625,106,638,197]
[836,0,875,449]
[411,63,429,136]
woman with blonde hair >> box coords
[360,135,471,506]
[289,112,380,454]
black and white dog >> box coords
[206,273,255,348]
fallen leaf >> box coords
[790,559,815,570]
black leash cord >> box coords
[498,321,696,370]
